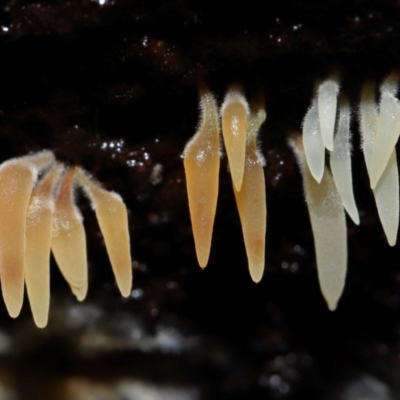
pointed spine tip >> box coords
[250,273,262,284]
[119,281,133,298]
[370,176,378,190]
[327,302,337,311]
[198,262,207,270]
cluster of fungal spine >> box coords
[289,71,400,310]
[183,82,267,283]
[0,151,132,328]
[183,72,400,311]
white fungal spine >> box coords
[329,96,359,225]
[317,76,340,151]
[289,135,347,311]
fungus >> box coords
[0,151,132,327]
[369,72,400,189]
[359,78,399,246]
[232,94,267,283]
[184,85,267,282]
[0,151,54,318]
[302,100,325,183]
[289,135,347,311]
[221,85,249,191]
[51,167,88,302]
[329,96,359,225]
[74,167,132,297]
[317,76,340,152]
[26,163,64,328]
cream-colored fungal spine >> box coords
[302,100,325,183]
[298,75,361,309]
[184,84,267,282]
[295,70,400,308]
[359,79,399,246]
[183,81,220,268]
[303,76,359,221]
[0,151,132,327]
[289,135,347,311]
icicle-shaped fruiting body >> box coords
[369,86,400,189]
[183,82,220,268]
[25,164,64,328]
[329,96,359,225]
[359,82,399,246]
[317,78,340,151]
[221,86,249,191]
[51,168,88,301]
[75,168,132,297]
[289,136,347,311]
[0,151,54,318]
[233,97,267,283]
[303,101,325,183]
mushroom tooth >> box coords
[233,104,266,282]
[51,168,88,301]
[234,151,266,283]
[369,91,400,189]
[221,85,249,191]
[0,151,54,318]
[359,82,399,246]
[317,78,340,151]
[183,82,220,268]
[373,150,399,246]
[329,97,360,225]
[302,100,325,183]
[289,135,347,311]
[74,168,132,297]
[25,163,64,328]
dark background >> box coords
[0,0,399,399]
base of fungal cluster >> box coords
[183,72,400,311]
[0,151,132,328]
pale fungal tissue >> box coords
[183,72,400,311]
[0,151,132,328]
[183,82,267,283]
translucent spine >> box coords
[289,136,347,311]
[51,168,88,301]
[329,97,359,225]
